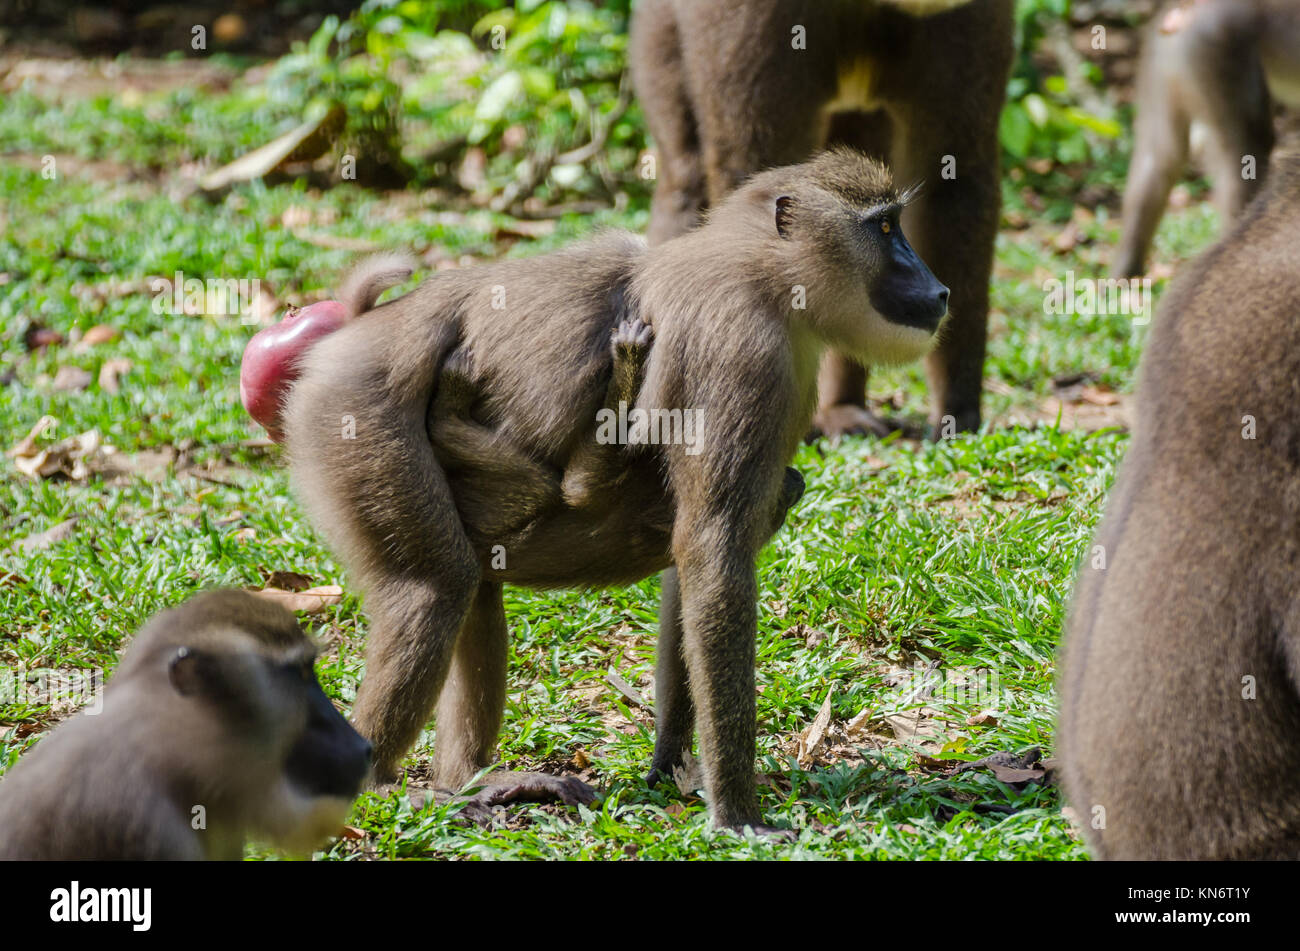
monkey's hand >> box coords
[609,317,654,411]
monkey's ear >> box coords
[775,195,796,238]
[168,646,208,697]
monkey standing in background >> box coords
[257,149,950,831]
[1113,0,1300,278]
[1059,144,1300,859]
[630,0,1014,437]
[0,590,372,860]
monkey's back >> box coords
[0,714,203,860]
[1059,151,1300,859]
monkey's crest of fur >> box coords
[799,147,900,207]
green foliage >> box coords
[1000,0,1120,168]
[252,0,647,202]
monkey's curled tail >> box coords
[338,252,419,319]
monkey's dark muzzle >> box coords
[871,232,950,332]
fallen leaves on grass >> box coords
[97,358,132,394]
[8,424,101,481]
[953,748,1056,789]
[796,693,834,767]
[672,751,704,797]
[605,667,649,709]
[51,366,93,391]
[16,518,80,554]
[252,585,344,614]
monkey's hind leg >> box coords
[647,469,802,789]
[291,383,484,783]
[431,580,597,813]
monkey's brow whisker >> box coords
[897,181,925,206]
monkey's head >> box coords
[745,148,949,366]
[117,590,373,855]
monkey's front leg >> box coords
[673,543,778,832]
[647,467,803,790]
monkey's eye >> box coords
[880,220,892,235]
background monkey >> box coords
[1113,0,1300,278]
[0,590,372,860]
[275,149,948,831]
[629,0,1013,437]
[1059,144,1300,859]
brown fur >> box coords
[629,0,1013,435]
[1114,0,1300,278]
[282,149,944,829]
[0,590,371,860]
[1060,145,1300,859]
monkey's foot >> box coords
[808,403,897,440]
[457,771,598,824]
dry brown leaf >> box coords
[11,428,103,481]
[7,416,58,458]
[79,324,118,347]
[17,518,79,554]
[98,358,131,394]
[606,668,648,709]
[796,693,834,767]
[52,366,92,392]
[845,708,872,740]
[339,824,365,841]
[965,710,999,727]
[672,752,704,797]
[24,325,63,350]
[252,585,343,614]
[571,749,591,769]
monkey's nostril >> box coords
[937,286,951,310]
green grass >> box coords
[0,61,1218,860]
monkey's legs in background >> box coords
[887,0,1012,436]
[1112,73,1191,279]
[630,0,708,244]
[645,567,695,786]
[1113,15,1273,278]
[1191,45,1273,229]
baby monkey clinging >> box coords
[263,148,947,832]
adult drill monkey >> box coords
[630,0,1013,437]
[0,590,372,860]
[259,149,949,832]
[1113,0,1300,279]
[1059,145,1300,859]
